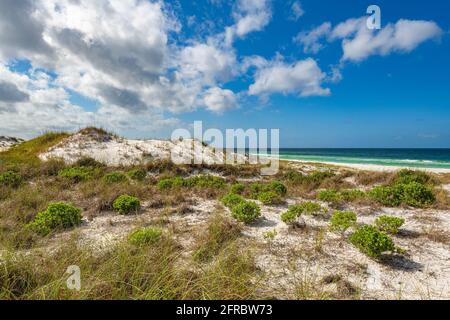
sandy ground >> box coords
[283,159,450,174]
[0,136,24,152]
[43,188,449,300]
[39,132,247,166]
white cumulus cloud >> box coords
[204,87,237,113]
[249,58,330,97]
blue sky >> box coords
[0,0,449,147]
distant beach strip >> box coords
[252,149,450,173]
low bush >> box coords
[374,215,405,235]
[317,189,341,203]
[349,225,396,259]
[128,227,163,246]
[280,204,309,226]
[281,209,299,225]
[103,172,127,184]
[249,181,287,199]
[369,182,435,208]
[330,210,357,232]
[185,175,225,189]
[401,182,435,207]
[299,201,323,216]
[128,169,147,181]
[341,189,366,202]
[74,157,105,168]
[269,181,287,196]
[258,191,284,205]
[394,169,432,186]
[158,175,225,190]
[113,195,141,215]
[368,185,403,207]
[27,202,82,236]
[221,194,246,209]
[0,171,22,188]
[231,201,261,224]
[306,171,335,184]
[58,166,93,182]
[230,183,245,195]
[283,170,304,184]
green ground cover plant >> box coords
[231,201,261,224]
[374,215,405,235]
[349,225,397,259]
[129,227,163,246]
[330,210,357,232]
[113,195,141,215]
[27,202,82,236]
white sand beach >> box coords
[284,159,450,174]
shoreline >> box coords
[282,158,450,173]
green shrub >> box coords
[269,181,287,196]
[281,209,299,225]
[231,201,261,224]
[258,191,283,205]
[103,172,127,184]
[283,170,304,183]
[128,227,162,246]
[280,204,305,225]
[128,169,147,181]
[368,185,403,207]
[286,204,305,216]
[221,194,246,209]
[0,171,22,188]
[374,215,405,235]
[318,189,341,203]
[186,175,225,189]
[349,225,396,258]
[306,171,335,184]
[401,182,435,207]
[394,169,432,185]
[157,177,184,189]
[369,182,435,208]
[158,175,225,190]
[74,157,105,168]
[230,183,245,195]
[113,195,140,215]
[330,210,357,232]
[58,166,93,182]
[249,183,265,199]
[27,202,82,236]
[341,189,366,202]
[158,178,174,190]
[249,181,287,199]
[299,201,323,216]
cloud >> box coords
[0,81,29,103]
[294,22,331,53]
[337,19,443,62]
[203,87,237,113]
[0,0,245,137]
[0,0,54,63]
[294,16,442,61]
[290,1,304,21]
[178,43,237,86]
[224,0,272,46]
[249,57,330,97]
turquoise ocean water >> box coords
[265,149,450,169]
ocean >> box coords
[269,149,450,169]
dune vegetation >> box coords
[0,129,449,300]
